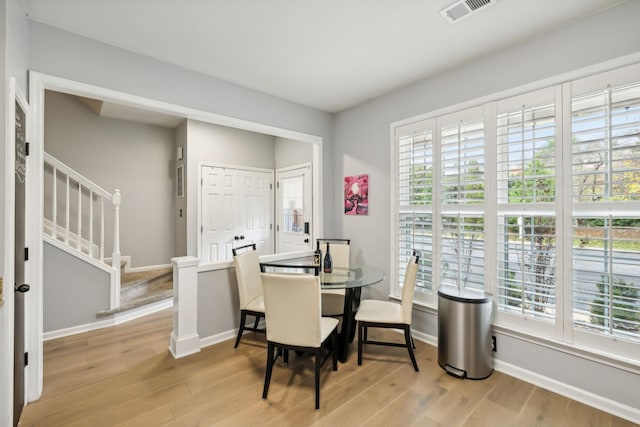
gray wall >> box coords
[275,136,313,169]
[43,241,111,332]
[184,119,276,256]
[332,0,640,412]
[44,90,177,267]
[28,21,335,235]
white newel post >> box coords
[111,189,122,309]
[169,256,201,358]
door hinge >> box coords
[24,247,29,261]
[24,352,29,366]
[276,182,279,189]
[270,224,272,230]
[25,142,30,156]
[201,226,203,233]
[270,183,272,190]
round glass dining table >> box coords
[260,258,385,363]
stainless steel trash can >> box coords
[438,287,493,379]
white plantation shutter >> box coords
[496,215,557,321]
[392,61,640,356]
[440,120,485,204]
[496,102,556,204]
[571,78,640,345]
[572,83,640,203]
[439,108,486,291]
[495,91,558,321]
[441,214,485,291]
[397,125,435,297]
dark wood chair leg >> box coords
[332,331,338,371]
[314,348,321,410]
[234,311,247,348]
[404,326,419,372]
[253,315,260,330]
[263,341,275,399]
[357,322,364,366]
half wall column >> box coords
[169,256,201,358]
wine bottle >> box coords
[314,241,321,266]
[323,242,333,273]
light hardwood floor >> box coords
[20,309,637,426]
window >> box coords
[392,62,640,360]
[495,89,558,325]
[397,125,435,298]
[571,79,640,349]
[440,110,486,293]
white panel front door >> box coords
[276,163,312,253]
[239,169,273,253]
[201,165,273,263]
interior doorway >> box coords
[26,71,324,407]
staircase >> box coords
[44,153,174,316]
[96,267,173,317]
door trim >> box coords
[275,162,313,253]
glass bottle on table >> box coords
[323,242,333,273]
[314,241,321,266]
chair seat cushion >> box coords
[355,299,403,324]
[246,294,265,313]
[320,317,339,342]
[321,291,345,316]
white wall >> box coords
[333,1,640,418]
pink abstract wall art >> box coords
[344,174,369,215]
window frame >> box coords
[391,59,640,363]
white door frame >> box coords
[275,162,313,253]
[26,71,324,404]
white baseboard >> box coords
[199,319,266,349]
[43,298,173,341]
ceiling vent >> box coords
[440,0,497,23]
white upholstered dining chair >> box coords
[232,243,265,348]
[317,238,351,317]
[261,272,338,410]
[355,251,420,371]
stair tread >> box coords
[97,266,173,318]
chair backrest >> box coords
[317,239,350,269]
[401,254,420,324]
[261,273,322,347]
[233,247,263,309]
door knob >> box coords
[240,235,245,240]
[304,238,309,243]
[234,236,240,240]
[15,283,30,293]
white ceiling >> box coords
[25,0,624,113]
